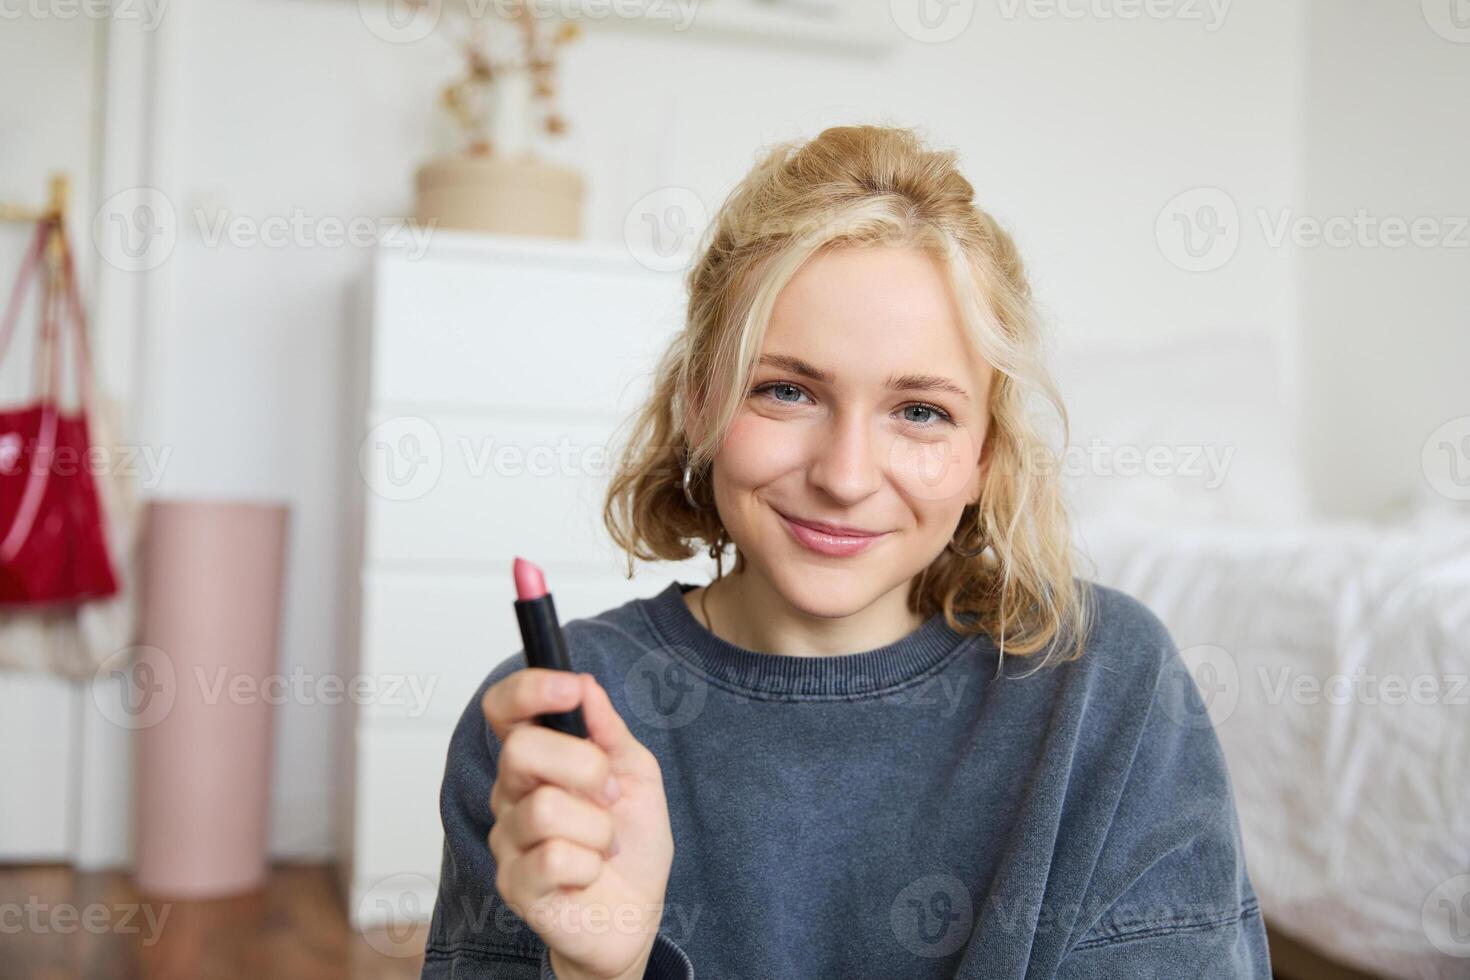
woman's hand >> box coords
[482,668,674,980]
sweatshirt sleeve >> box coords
[1052,630,1272,978]
[421,660,695,980]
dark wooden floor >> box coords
[1267,921,1388,980]
[1,862,1386,980]
[0,863,426,980]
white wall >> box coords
[0,12,105,862]
[1297,0,1470,519]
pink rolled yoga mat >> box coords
[133,499,290,898]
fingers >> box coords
[509,838,604,900]
[490,783,612,913]
[482,668,584,744]
[494,719,616,809]
[491,783,616,859]
[577,672,644,765]
[483,671,646,921]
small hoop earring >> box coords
[683,450,728,571]
[682,450,702,511]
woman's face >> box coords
[709,244,994,619]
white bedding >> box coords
[1075,511,1470,979]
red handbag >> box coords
[0,216,120,606]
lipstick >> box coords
[512,557,588,739]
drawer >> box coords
[355,564,703,726]
[348,725,453,925]
[370,245,685,414]
[361,411,634,566]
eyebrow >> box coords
[757,353,971,401]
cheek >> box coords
[717,413,810,488]
[887,427,983,506]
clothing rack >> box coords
[0,172,68,225]
[0,173,71,288]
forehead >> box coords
[763,244,975,373]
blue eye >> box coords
[751,383,956,428]
[754,382,808,404]
[899,403,956,427]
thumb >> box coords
[577,672,642,763]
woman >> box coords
[422,125,1270,979]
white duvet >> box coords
[1075,511,1470,980]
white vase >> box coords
[489,67,533,160]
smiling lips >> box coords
[776,510,890,557]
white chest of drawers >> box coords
[338,231,703,928]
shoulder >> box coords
[1037,579,1184,717]
[1060,584,1263,955]
[1076,578,1179,676]
[1031,579,1236,791]
[1077,580,1231,739]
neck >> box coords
[684,567,925,657]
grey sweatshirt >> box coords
[422,579,1270,979]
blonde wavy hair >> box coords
[603,124,1094,668]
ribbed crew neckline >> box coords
[637,581,980,701]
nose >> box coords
[807,407,883,505]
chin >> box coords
[762,556,893,620]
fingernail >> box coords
[608,835,621,858]
[551,674,578,700]
[602,774,622,804]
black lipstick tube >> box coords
[513,592,589,739]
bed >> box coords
[1054,329,1470,979]
[1077,511,1470,979]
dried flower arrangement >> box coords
[400,0,580,156]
